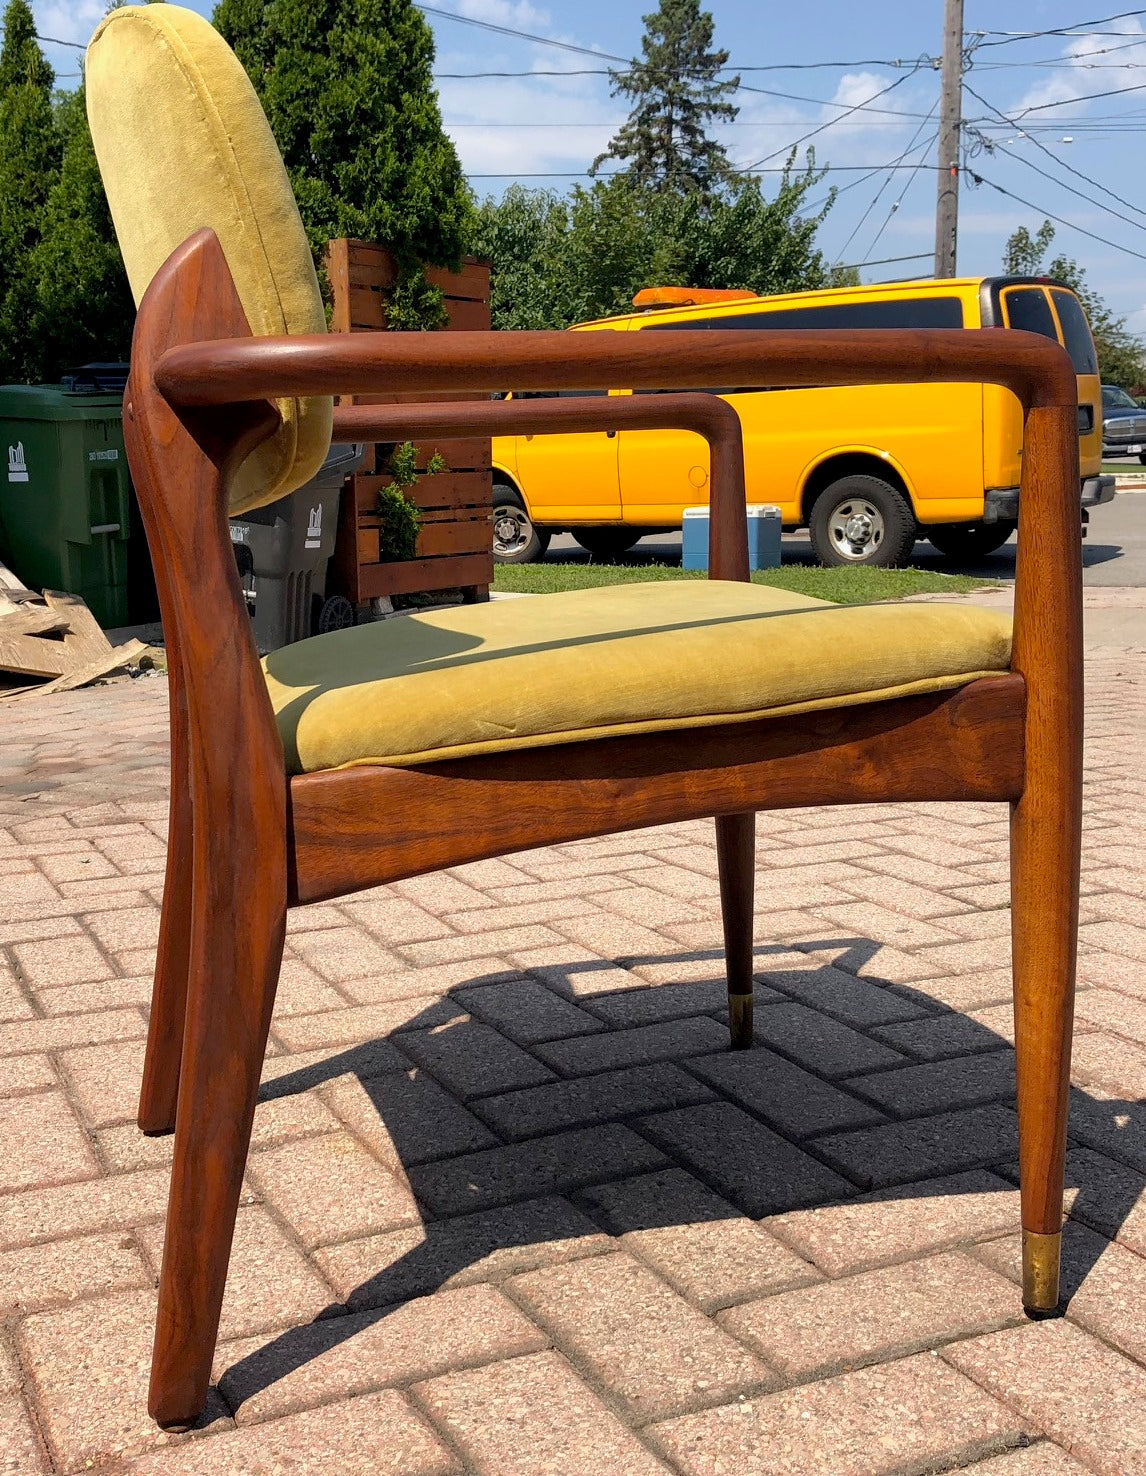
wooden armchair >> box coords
[88,6,1082,1429]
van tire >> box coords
[927,520,1016,560]
[571,528,642,561]
[493,484,550,563]
[808,474,917,568]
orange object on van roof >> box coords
[631,286,760,308]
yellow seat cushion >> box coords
[264,581,1013,775]
[85,5,332,513]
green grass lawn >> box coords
[1102,460,1145,474]
[493,562,995,604]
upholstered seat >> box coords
[265,580,1013,773]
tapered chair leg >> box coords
[138,687,192,1135]
[1010,762,1081,1315]
[147,819,287,1427]
[717,812,755,1049]
[1007,397,1083,1318]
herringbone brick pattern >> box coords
[0,644,1143,1474]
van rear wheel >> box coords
[808,474,917,568]
[927,520,1016,560]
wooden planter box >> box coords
[325,239,493,605]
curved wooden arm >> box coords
[157,323,1076,412]
[332,394,749,580]
[139,233,1081,926]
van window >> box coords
[1002,287,1058,340]
[512,389,609,400]
[1051,290,1100,376]
[642,297,965,332]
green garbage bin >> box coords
[0,376,134,629]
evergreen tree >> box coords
[591,0,739,197]
[214,0,473,327]
[31,86,134,380]
[1003,220,1144,388]
[0,0,60,380]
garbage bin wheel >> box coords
[314,594,356,636]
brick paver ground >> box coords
[1,618,1143,1474]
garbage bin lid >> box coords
[0,383,124,418]
[322,442,365,473]
[60,363,130,394]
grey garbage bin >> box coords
[230,442,363,653]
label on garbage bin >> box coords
[304,505,322,549]
[88,448,119,463]
[7,443,28,483]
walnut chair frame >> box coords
[127,229,1081,1427]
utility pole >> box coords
[934,0,964,277]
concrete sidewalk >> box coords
[0,595,1143,1475]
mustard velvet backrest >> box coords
[86,4,333,514]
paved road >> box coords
[545,470,1146,587]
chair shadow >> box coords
[220,937,1144,1412]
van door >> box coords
[995,283,1101,485]
[617,315,740,526]
[511,389,622,524]
[1048,289,1102,477]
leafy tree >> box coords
[214,0,473,327]
[591,0,739,196]
[31,86,134,379]
[0,0,60,380]
[472,157,832,331]
[469,187,578,331]
[1003,220,1144,388]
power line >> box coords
[969,9,1146,47]
[1016,78,1146,113]
[34,33,84,49]
[973,37,1146,68]
[964,80,1146,224]
[468,160,947,181]
[443,110,936,127]
[981,134,1146,233]
[833,110,937,264]
[739,68,920,172]
[835,251,934,271]
[414,4,626,62]
[968,168,1146,262]
[865,130,939,263]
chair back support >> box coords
[86,4,332,512]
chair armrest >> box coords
[331,394,749,580]
[156,325,1075,411]
[156,323,1081,667]
[151,295,1082,723]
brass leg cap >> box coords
[1022,1229,1062,1314]
[729,993,753,1051]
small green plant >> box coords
[378,441,445,562]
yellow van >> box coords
[491,276,1113,566]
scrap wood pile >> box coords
[0,562,146,699]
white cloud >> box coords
[34,0,104,50]
[457,0,551,28]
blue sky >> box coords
[33,2,1146,331]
